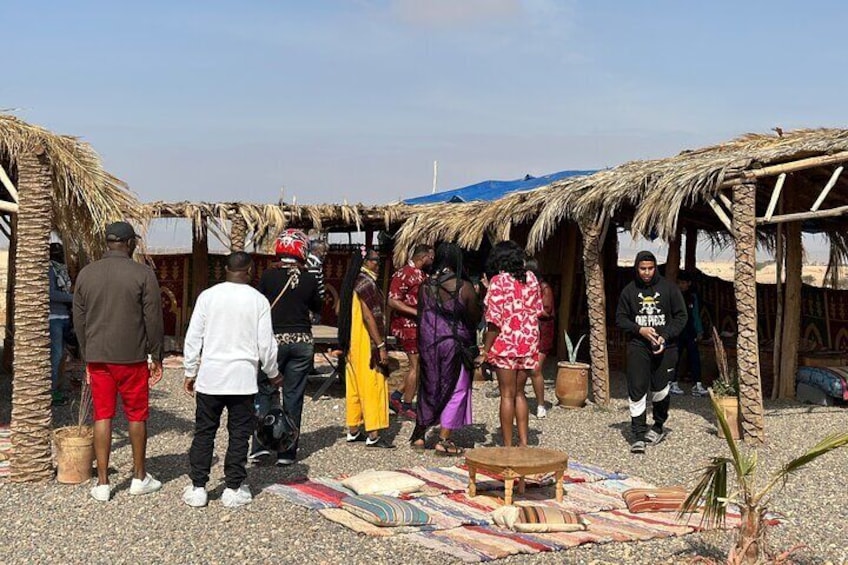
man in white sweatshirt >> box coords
[181,252,280,508]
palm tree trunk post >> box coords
[230,212,247,251]
[10,145,54,482]
[580,215,610,405]
[733,182,765,443]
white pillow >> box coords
[341,470,425,496]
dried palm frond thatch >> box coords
[143,201,413,248]
[0,113,143,253]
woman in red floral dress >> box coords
[476,241,543,447]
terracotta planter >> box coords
[54,426,94,484]
[555,362,589,408]
[712,393,742,440]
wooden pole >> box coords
[733,182,765,444]
[772,213,784,401]
[556,222,580,359]
[757,204,848,225]
[811,166,843,211]
[2,214,17,373]
[581,215,610,406]
[685,226,698,272]
[778,219,802,400]
[230,213,247,251]
[764,173,786,221]
[721,150,848,187]
[708,197,734,234]
[665,229,682,282]
[10,145,54,481]
[191,215,209,305]
[0,163,19,203]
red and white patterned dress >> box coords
[389,262,426,353]
[484,271,543,370]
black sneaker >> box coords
[630,440,646,454]
[248,449,271,462]
[365,436,397,449]
[645,429,668,446]
[346,431,367,443]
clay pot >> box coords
[555,362,589,408]
[712,393,742,440]
[54,426,94,484]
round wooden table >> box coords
[465,447,568,505]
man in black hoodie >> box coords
[615,251,687,454]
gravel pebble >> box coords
[2,363,848,564]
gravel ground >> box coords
[1,360,848,564]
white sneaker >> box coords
[90,483,111,502]
[129,473,162,496]
[536,405,547,419]
[691,383,708,397]
[221,485,252,508]
[669,382,684,395]
[182,486,208,507]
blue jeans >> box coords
[253,341,315,460]
[50,317,72,392]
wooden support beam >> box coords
[810,166,843,212]
[708,197,734,233]
[191,215,209,305]
[0,164,19,203]
[0,200,19,214]
[764,173,786,221]
[771,211,784,401]
[757,204,848,225]
[718,192,732,211]
[665,230,682,282]
[722,150,848,187]
[685,226,698,271]
[778,220,802,400]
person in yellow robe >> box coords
[337,248,395,449]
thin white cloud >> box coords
[389,0,521,28]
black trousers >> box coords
[626,342,677,439]
[189,392,255,489]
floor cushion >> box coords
[341,494,431,527]
[341,470,425,496]
[623,487,688,513]
[492,505,588,532]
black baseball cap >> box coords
[105,221,140,242]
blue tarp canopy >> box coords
[404,170,596,205]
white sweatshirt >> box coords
[183,282,279,395]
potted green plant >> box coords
[709,326,741,440]
[555,331,589,408]
[679,393,848,564]
[53,382,94,484]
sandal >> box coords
[434,439,464,457]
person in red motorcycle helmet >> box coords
[250,228,323,466]
[274,228,309,262]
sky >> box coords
[2,0,846,256]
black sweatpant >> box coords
[189,392,255,490]
[626,342,678,440]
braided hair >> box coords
[337,248,369,377]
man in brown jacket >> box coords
[73,221,165,502]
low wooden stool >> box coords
[465,447,568,505]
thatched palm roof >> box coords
[0,114,142,252]
[395,128,848,262]
[143,201,413,247]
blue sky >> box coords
[2,1,845,255]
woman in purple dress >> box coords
[410,243,481,456]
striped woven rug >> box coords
[0,425,10,480]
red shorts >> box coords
[88,362,150,422]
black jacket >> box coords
[258,262,323,334]
[615,272,687,348]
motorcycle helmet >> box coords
[274,229,309,262]
[255,407,299,453]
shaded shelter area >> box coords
[0,113,144,481]
[395,128,848,444]
[141,201,416,345]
